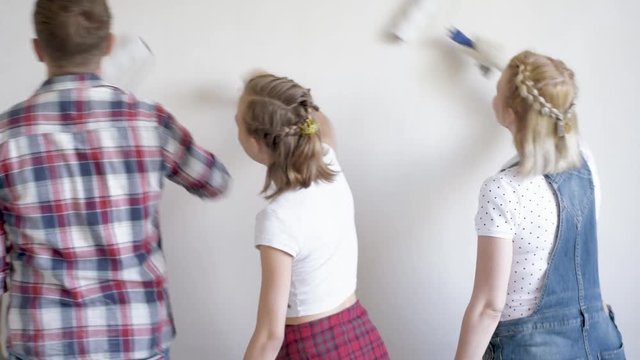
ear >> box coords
[504,107,517,132]
[32,38,45,63]
[250,135,272,165]
[104,33,115,56]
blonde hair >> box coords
[504,51,581,176]
[34,0,112,70]
[241,74,336,199]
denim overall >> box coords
[485,159,625,360]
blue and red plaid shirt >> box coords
[0,74,230,359]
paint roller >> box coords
[448,27,506,76]
[387,1,506,76]
[389,0,439,42]
[101,34,155,90]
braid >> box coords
[515,64,574,136]
[245,94,318,148]
[279,124,301,137]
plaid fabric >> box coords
[277,301,390,360]
[0,74,230,359]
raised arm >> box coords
[0,214,8,296]
[313,110,336,151]
[158,105,231,198]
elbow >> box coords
[480,299,506,320]
[481,304,505,320]
[467,297,506,320]
[245,328,285,360]
[254,328,285,351]
[265,329,285,346]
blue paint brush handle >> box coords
[449,27,475,49]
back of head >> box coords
[34,0,111,71]
[242,74,336,199]
[504,50,581,176]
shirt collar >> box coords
[500,154,520,172]
[35,73,114,95]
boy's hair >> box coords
[34,0,112,69]
[505,50,581,176]
[241,74,336,199]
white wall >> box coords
[1,0,639,358]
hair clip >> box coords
[299,117,318,136]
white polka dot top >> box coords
[475,148,600,321]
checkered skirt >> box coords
[276,301,390,360]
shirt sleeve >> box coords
[157,105,231,198]
[254,209,299,257]
[475,174,519,240]
[581,146,601,219]
[0,213,8,295]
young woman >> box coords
[455,51,625,360]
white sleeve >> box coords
[254,209,299,257]
[581,146,601,219]
[322,143,341,172]
[475,174,519,240]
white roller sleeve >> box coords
[390,0,439,42]
[101,34,155,91]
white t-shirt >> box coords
[475,148,600,321]
[254,145,358,317]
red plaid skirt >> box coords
[276,301,390,360]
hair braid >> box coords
[515,64,574,136]
[504,50,581,176]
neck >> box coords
[46,61,101,78]
[48,68,100,78]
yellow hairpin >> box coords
[299,117,318,136]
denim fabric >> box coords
[485,159,625,360]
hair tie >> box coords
[299,117,318,136]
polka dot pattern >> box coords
[475,167,557,320]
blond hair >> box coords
[242,74,336,199]
[34,0,112,70]
[504,51,581,176]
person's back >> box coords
[475,147,600,321]
[256,144,357,317]
[0,1,230,359]
[455,50,625,360]
[238,73,388,360]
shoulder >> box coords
[476,170,524,238]
[258,200,297,226]
[480,168,522,197]
[0,98,37,140]
[477,169,525,218]
[0,100,27,123]
[255,206,300,256]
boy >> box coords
[0,0,230,358]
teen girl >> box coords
[455,51,625,360]
[236,73,389,360]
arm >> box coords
[313,110,336,151]
[244,246,293,360]
[158,106,231,198]
[0,214,7,295]
[455,236,513,360]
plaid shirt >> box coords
[0,74,230,359]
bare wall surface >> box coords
[0,0,638,358]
